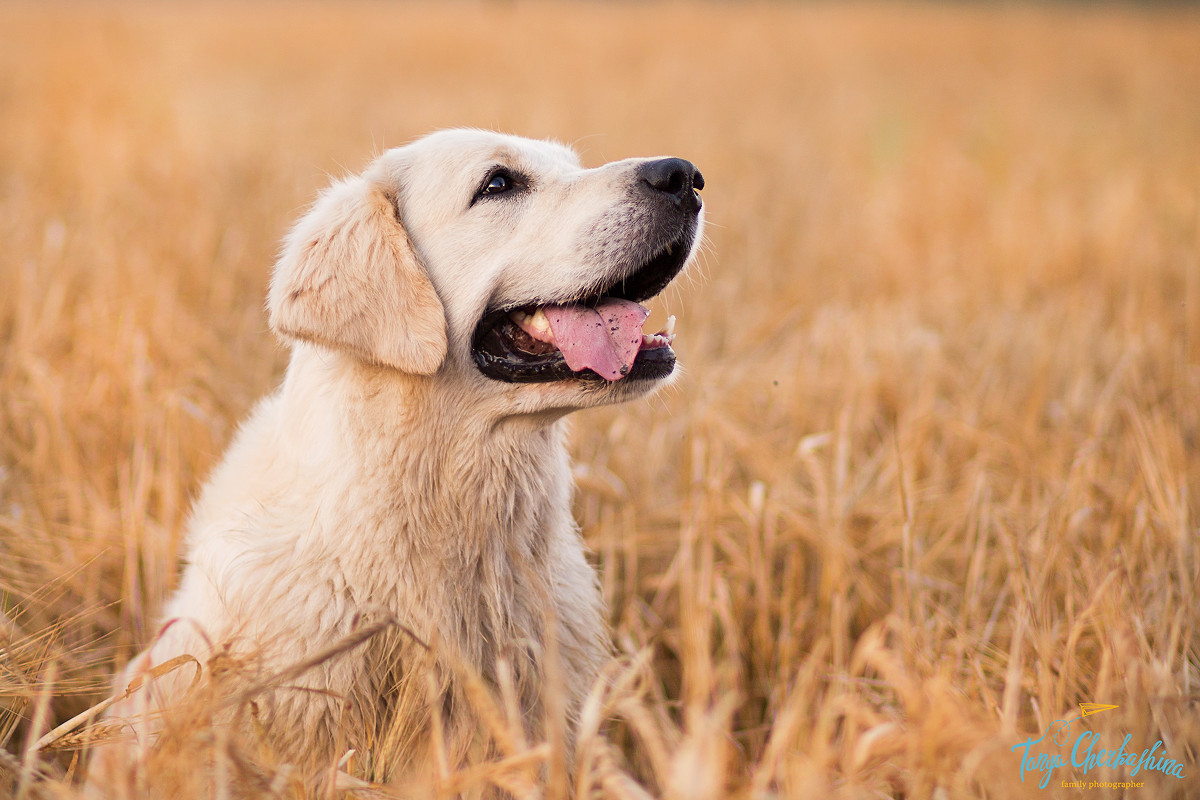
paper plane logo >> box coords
[1078,703,1119,717]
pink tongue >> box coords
[544,299,649,381]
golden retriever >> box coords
[93,129,704,793]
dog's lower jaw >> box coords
[103,344,609,786]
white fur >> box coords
[92,129,704,789]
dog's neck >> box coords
[269,346,587,702]
[276,345,575,569]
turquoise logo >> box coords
[1011,704,1187,789]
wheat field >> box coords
[1,1,1198,798]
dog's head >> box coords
[268,129,704,415]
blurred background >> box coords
[1,2,1198,797]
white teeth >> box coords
[642,333,674,348]
[653,315,678,341]
[510,308,550,333]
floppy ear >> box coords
[268,173,447,374]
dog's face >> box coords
[268,129,704,416]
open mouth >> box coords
[472,231,693,384]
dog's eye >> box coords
[483,173,511,195]
[474,168,524,204]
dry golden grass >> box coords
[1,1,1198,797]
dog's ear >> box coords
[268,174,447,374]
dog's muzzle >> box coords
[472,158,705,385]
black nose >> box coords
[637,158,704,210]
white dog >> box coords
[95,129,704,791]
